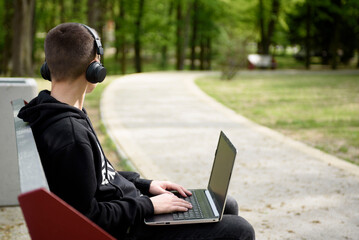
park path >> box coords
[101,71,359,240]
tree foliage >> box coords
[286,0,359,69]
[0,0,358,76]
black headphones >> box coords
[40,24,107,83]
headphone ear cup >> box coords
[40,62,51,81]
[86,61,107,83]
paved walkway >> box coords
[101,71,359,240]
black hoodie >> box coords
[18,90,154,238]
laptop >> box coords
[145,131,237,225]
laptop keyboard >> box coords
[173,192,204,220]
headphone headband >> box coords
[81,24,104,56]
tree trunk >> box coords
[190,0,199,70]
[205,36,211,70]
[176,0,192,70]
[49,0,57,29]
[160,0,174,69]
[160,46,168,69]
[265,0,280,54]
[73,0,82,21]
[258,0,266,54]
[199,37,205,70]
[258,0,280,55]
[119,0,126,74]
[59,0,66,22]
[176,0,184,70]
[134,0,144,73]
[113,0,127,74]
[87,0,100,30]
[305,0,311,69]
[330,0,341,70]
[114,2,120,61]
[0,0,14,75]
[12,0,35,77]
[356,18,359,68]
[330,22,340,70]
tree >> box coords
[189,0,222,70]
[134,0,145,73]
[12,0,36,76]
[304,0,312,69]
[286,0,359,69]
[190,0,199,70]
[338,0,359,68]
[159,0,174,69]
[59,0,66,22]
[258,0,281,55]
[0,0,14,75]
[175,0,184,70]
[331,0,341,69]
[87,0,101,30]
[114,0,127,74]
[3,0,358,78]
[216,0,257,78]
[88,0,108,38]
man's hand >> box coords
[149,180,192,197]
[150,193,192,214]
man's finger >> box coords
[177,186,192,197]
[168,184,189,197]
[173,197,192,208]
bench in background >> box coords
[247,54,276,69]
[12,98,115,240]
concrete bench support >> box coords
[0,78,37,206]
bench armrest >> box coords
[19,188,115,240]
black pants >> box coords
[127,196,255,240]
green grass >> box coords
[196,72,359,164]
[273,54,358,70]
[274,55,305,69]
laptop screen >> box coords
[207,131,237,217]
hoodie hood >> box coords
[18,90,88,132]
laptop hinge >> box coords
[205,190,219,217]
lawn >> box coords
[195,72,359,165]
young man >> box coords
[18,23,254,239]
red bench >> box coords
[12,99,115,240]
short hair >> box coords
[44,23,96,81]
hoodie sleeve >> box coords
[47,142,154,237]
[117,171,152,195]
